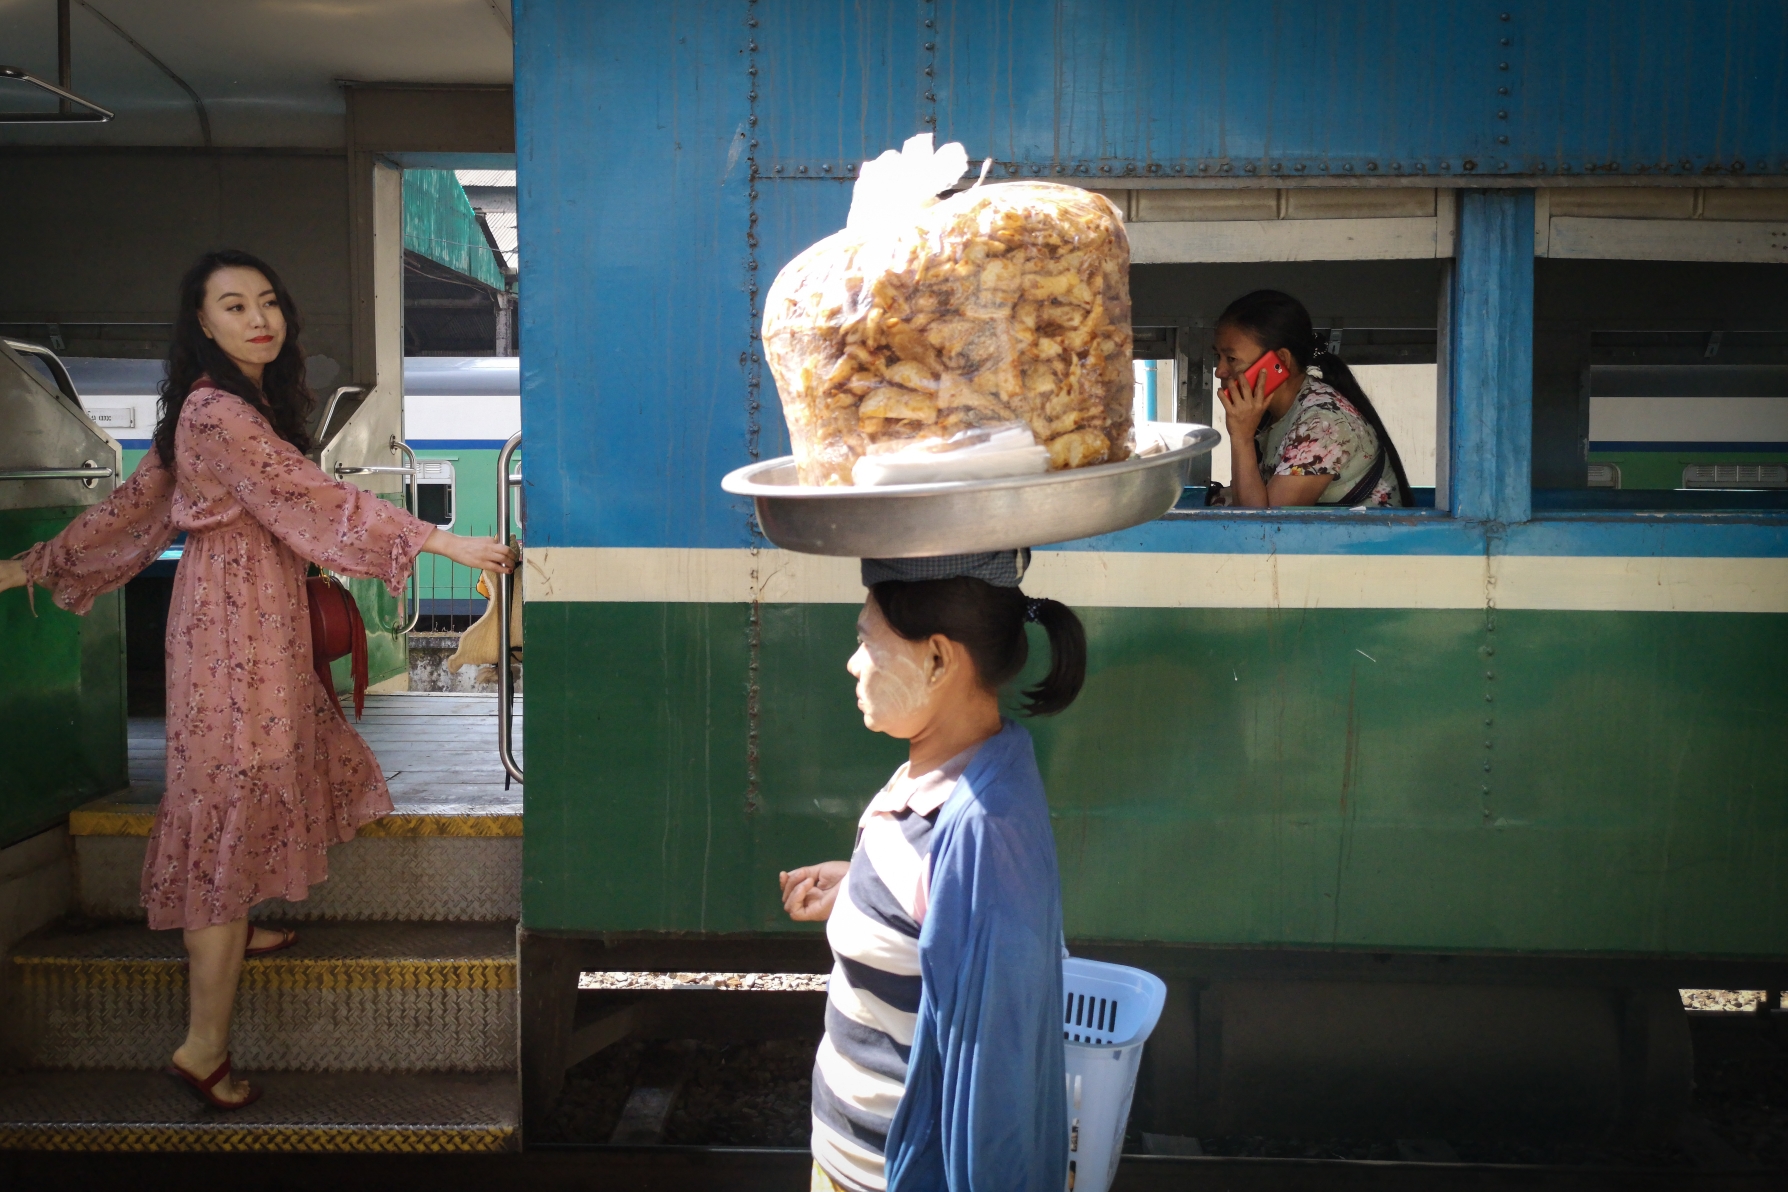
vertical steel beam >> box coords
[55,0,71,113]
[1446,190,1534,524]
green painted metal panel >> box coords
[523,601,1788,958]
[403,169,506,291]
[1588,450,1788,492]
[0,507,127,847]
[329,576,406,690]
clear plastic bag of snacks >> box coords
[762,135,1134,487]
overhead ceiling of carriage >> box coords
[0,0,513,148]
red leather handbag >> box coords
[307,573,369,719]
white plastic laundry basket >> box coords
[1062,957,1167,1192]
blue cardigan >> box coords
[884,720,1068,1192]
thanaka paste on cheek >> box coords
[859,640,933,726]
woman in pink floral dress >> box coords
[0,250,513,1109]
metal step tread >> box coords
[73,834,522,923]
[9,922,517,1072]
[13,919,516,976]
[0,1070,516,1152]
[68,799,522,838]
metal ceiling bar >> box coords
[0,66,112,122]
[75,0,211,147]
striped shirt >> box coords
[811,744,982,1192]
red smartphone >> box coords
[1242,351,1291,398]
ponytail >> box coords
[1020,597,1085,716]
[1217,289,1415,507]
[1307,350,1416,508]
[871,578,1087,717]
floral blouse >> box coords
[1255,373,1400,506]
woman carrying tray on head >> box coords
[0,250,513,1109]
[779,550,1083,1192]
[1212,289,1414,509]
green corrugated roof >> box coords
[403,169,507,290]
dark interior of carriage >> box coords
[1533,259,1788,513]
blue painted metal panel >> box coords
[755,1,924,167]
[933,0,1492,178]
[516,0,1788,556]
[1516,1,1788,177]
[932,1,1785,179]
[516,0,756,551]
[1449,190,1535,525]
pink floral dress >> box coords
[23,387,433,930]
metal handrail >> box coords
[393,438,422,634]
[0,461,113,490]
[0,66,114,122]
[316,386,365,447]
[0,465,114,481]
[334,464,414,477]
[5,338,79,403]
[496,432,524,785]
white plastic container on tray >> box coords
[720,424,1218,558]
[1062,957,1168,1192]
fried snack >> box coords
[763,182,1133,486]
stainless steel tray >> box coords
[721,427,1220,557]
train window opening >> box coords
[1531,187,1788,514]
[1128,257,1445,511]
[415,457,456,528]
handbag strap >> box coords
[1324,445,1388,508]
[309,574,370,721]
[345,582,369,718]
[311,598,348,722]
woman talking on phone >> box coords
[0,249,513,1109]
[1212,289,1413,508]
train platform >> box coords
[0,693,523,1153]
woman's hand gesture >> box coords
[423,530,516,574]
[0,559,27,595]
[779,861,850,922]
[1217,354,1278,441]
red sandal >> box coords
[244,927,297,958]
[165,1053,262,1111]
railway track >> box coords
[4,1146,1784,1191]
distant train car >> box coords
[1584,363,1788,495]
[401,357,520,624]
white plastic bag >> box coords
[763,135,1134,486]
[850,422,1051,486]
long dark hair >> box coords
[1217,289,1414,507]
[871,578,1087,716]
[153,249,314,466]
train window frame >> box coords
[1103,183,1456,521]
[1529,186,1788,520]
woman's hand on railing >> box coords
[0,559,27,594]
[422,530,516,574]
[779,861,851,922]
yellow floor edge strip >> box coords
[13,957,518,991]
[69,807,522,839]
[0,1125,515,1153]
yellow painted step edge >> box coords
[0,1124,515,1153]
[68,805,522,839]
[12,957,518,991]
